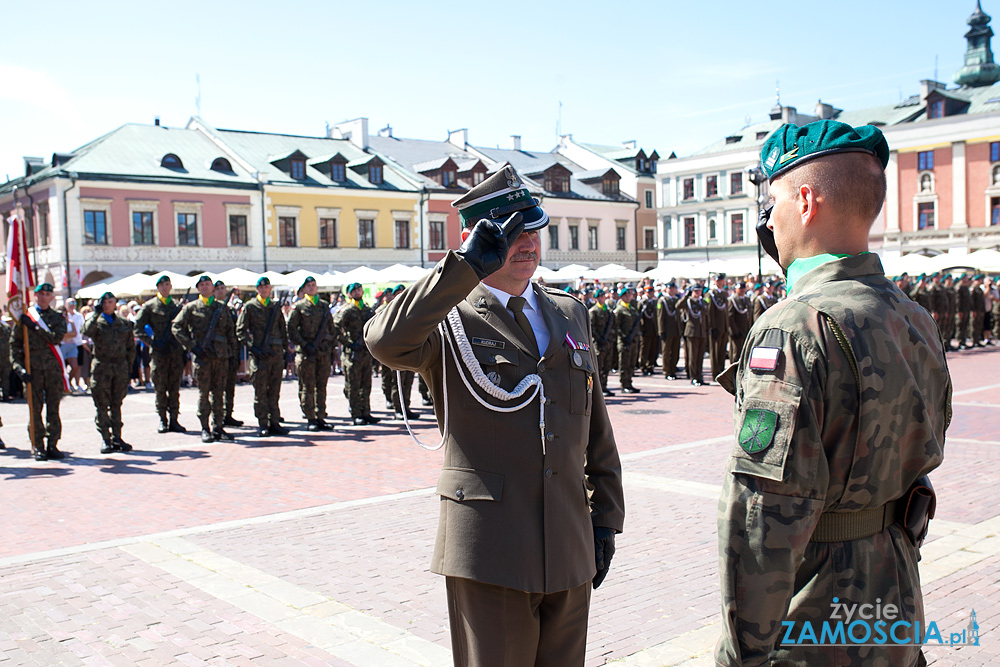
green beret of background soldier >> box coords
[287,277,337,431]
[236,276,289,438]
[171,275,237,443]
[11,282,67,461]
[83,292,136,454]
[716,119,951,667]
[135,274,188,434]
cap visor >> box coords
[520,204,549,231]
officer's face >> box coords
[214,284,227,300]
[34,290,54,309]
[350,287,363,300]
[304,281,319,297]
[495,230,541,283]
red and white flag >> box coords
[6,210,34,319]
[26,304,71,392]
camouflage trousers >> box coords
[342,349,373,418]
[660,336,680,377]
[194,356,227,430]
[683,335,706,382]
[224,353,238,419]
[0,358,10,400]
[90,359,128,442]
[151,350,184,420]
[26,359,63,449]
[972,311,985,343]
[296,352,331,421]
[616,340,640,389]
[956,312,970,343]
[596,341,616,390]
[418,374,432,405]
[708,328,729,380]
[249,352,282,427]
[389,369,414,412]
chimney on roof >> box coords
[920,79,947,101]
[448,128,468,149]
[330,118,369,150]
[511,135,521,151]
[154,116,160,127]
[378,124,393,138]
[814,100,837,119]
[622,140,637,150]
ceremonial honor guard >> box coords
[638,286,659,375]
[334,281,379,426]
[588,289,617,397]
[615,284,641,393]
[956,273,973,348]
[705,274,730,381]
[677,283,707,385]
[726,281,752,363]
[751,279,778,323]
[236,277,289,437]
[12,283,68,460]
[971,274,986,346]
[135,275,186,433]
[656,282,681,380]
[287,276,336,431]
[171,275,238,443]
[83,292,135,453]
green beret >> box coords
[195,275,212,286]
[594,288,605,297]
[155,275,171,286]
[760,120,890,182]
[256,276,270,288]
[393,284,406,294]
[975,274,985,280]
[214,280,225,288]
[299,276,316,292]
[33,283,53,293]
[345,282,362,294]
[100,291,115,302]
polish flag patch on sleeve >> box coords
[748,347,780,371]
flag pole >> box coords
[21,282,36,452]
[9,198,37,452]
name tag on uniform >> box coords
[471,337,505,349]
[748,347,780,371]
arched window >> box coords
[211,157,233,172]
[708,218,717,240]
[161,153,183,169]
[992,165,1000,186]
[920,173,933,193]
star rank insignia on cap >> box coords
[748,347,780,371]
[739,408,778,453]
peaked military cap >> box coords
[451,163,549,231]
[33,283,53,293]
[761,119,890,182]
[156,274,171,286]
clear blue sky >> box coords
[0,0,986,181]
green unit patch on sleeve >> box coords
[739,408,778,453]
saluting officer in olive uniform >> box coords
[236,277,289,438]
[172,275,238,443]
[11,283,67,461]
[656,282,681,380]
[83,291,136,454]
[588,289,616,397]
[615,284,641,393]
[705,273,730,381]
[287,276,336,431]
[677,283,707,385]
[726,281,752,363]
[215,281,244,428]
[135,275,186,433]
[334,281,380,426]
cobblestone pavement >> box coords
[0,348,998,666]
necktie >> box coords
[507,296,538,353]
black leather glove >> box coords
[304,342,316,356]
[592,526,616,589]
[710,328,719,336]
[19,314,38,331]
[456,212,524,280]
[16,368,31,384]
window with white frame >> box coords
[359,219,376,248]
[548,225,559,250]
[616,225,627,251]
[81,198,112,245]
[128,200,157,246]
[588,226,598,250]
[174,202,202,246]
[319,218,338,247]
[395,219,410,249]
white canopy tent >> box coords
[337,266,385,286]
[77,271,196,299]
[213,268,267,289]
[376,264,430,284]
[965,248,1000,272]
[532,266,560,281]
[584,264,646,282]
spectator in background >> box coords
[61,298,86,394]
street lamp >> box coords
[745,164,766,281]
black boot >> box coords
[269,422,289,436]
[256,423,270,437]
[33,446,47,461]
[169,415,187,433]
[46,440,65,460]
[113,436,132,452]
[224,416,243,427]
[100,438,116,454]
[307,420,320,432]
[213,428,234,442]
[158,414,170,434]
[200,422,213,443]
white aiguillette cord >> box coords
[398,305,547,454]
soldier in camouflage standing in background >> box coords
[135,275,186,433]
[589,289,616,397]
[84,292,135,454]
[334,282,379,426]
[215,281,244,428]
[237,276,289,438]
[287,276,336,431]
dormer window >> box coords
[472,171,485,185]
[290,158,306,180]
[442,169,457,187]
[545,173,569,193]
[929,100,945,119]
[369,163,383,184]
[161,153,183,169]
[211,157,233,173]
[331,162,346,181]
[602,177,619,197]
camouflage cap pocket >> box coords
[731,388,800,482]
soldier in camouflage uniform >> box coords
[236,277,289,438]
[215,282,244,428]
[589,289,616,397]
[717,120,951,667]
[656,282,681,380]
[943,274,957,348]
[637,286,659,375]
[287,276,336,431]
[135,275,186,433]
[334,281,379,425]
[955,273,973,348]
[171,275,238,443]
[83,292,136,454]
[677,283,707,385]
[0,316,11,402]
[614,284,640,393]
[11,283,68,461]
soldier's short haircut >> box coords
[784,152,887,227]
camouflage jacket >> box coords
[236,296,288,358]
[715,254,951,667]
[287,297,335,355]
[83,312,136,363]
[614,302,640,345]
[0,321,10,370]
[170,296,237,359]
[589,303,616,349]
[135,295,183,355]
[956,284,972,313]
[334,300,375,357]
[11,306,67,373]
